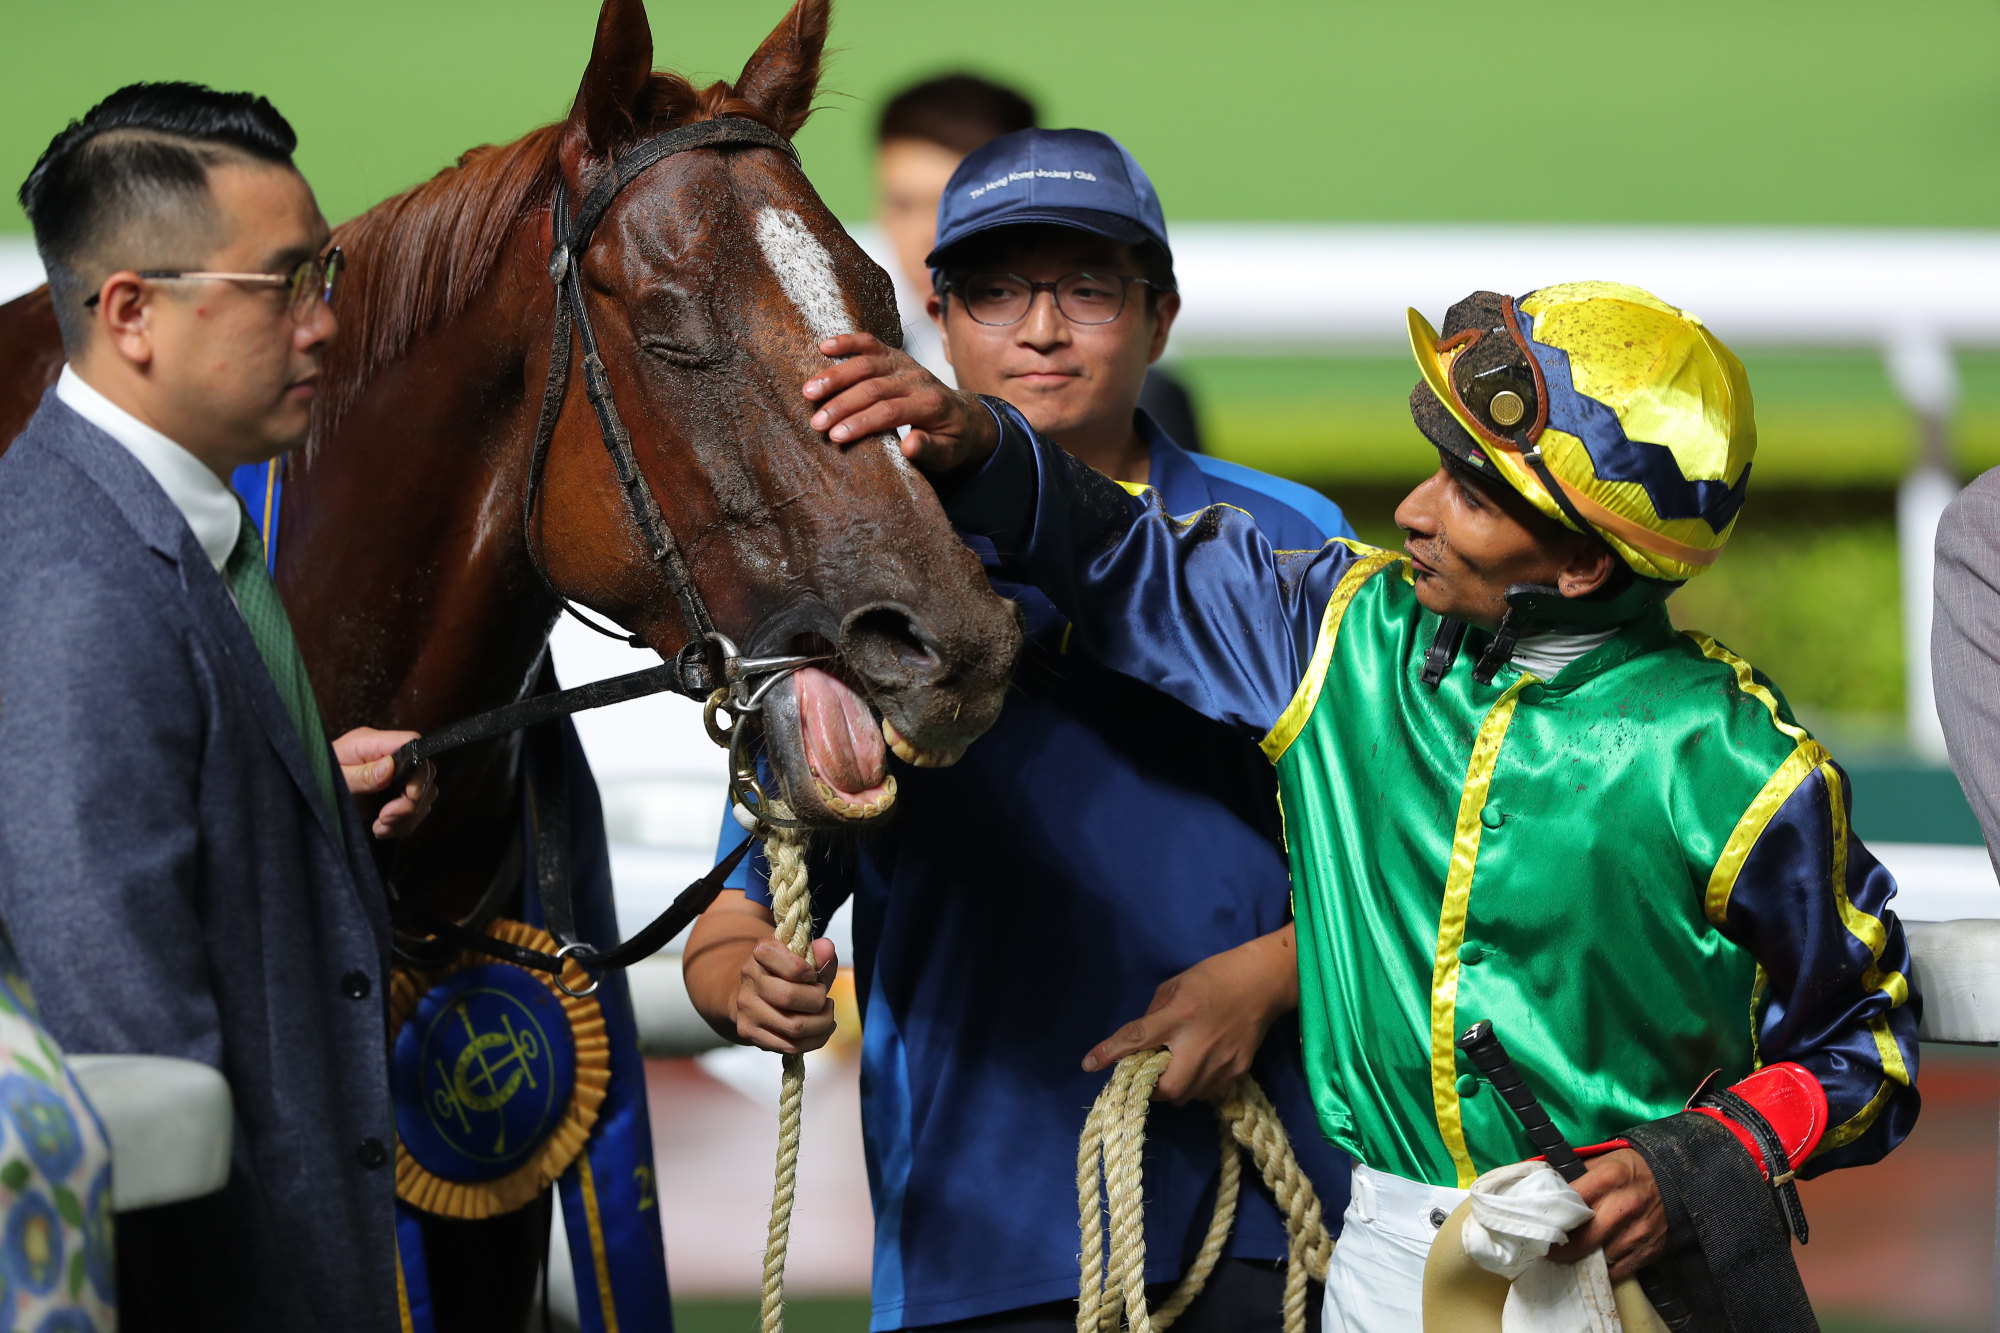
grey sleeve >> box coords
[0,559,224,1066]
[1932,471,2000,879]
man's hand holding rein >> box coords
[804,332,998,475]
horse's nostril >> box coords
[845,607,939,674]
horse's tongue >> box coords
[795,666,887,800]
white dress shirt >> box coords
[56,364,241,571]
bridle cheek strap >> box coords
[522,116,801,699]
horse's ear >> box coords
[733,0,830,139]
[566,0,656,159]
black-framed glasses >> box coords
[84,245,344,317]
[953,271,1158,327]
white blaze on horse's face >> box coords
[755,207,910,466]
[756,207,852,342]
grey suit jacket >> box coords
[0,394,397,1330]
[1934,466,2000,878]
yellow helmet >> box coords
[1406,281,1756,585]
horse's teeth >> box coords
[814,780,849,814]
[880,717,960,768]
[882,717,918,763]
[818,776,896,820]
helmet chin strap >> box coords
[1425,577,1678,688]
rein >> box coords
[385,115,826,994]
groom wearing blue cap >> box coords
[688,128,1352,1333]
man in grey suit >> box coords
[0,84,435,1329]
[1936,473,2000,870]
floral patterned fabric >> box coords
[0,936,114,1330]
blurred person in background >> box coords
[688,127,1350,1333]
[873,73,1205,450]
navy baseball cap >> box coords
[925,128,1172,279]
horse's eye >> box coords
[634,285,718,368]
[638,334,718,369]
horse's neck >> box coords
[280,242,558,740]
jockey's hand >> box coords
[1546,1148,1667,1281]
[734,936,840,1056]
[1081,924,1301,1105]
[332,727,437,839]
[803,333,999,474]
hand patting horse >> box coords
[0,0,1020,1326]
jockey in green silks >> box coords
[794,281,1919,1330]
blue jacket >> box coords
[0,395,398,1330]
[723,413,1354,1330]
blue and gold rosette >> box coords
[389,920,610,1219]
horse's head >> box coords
[531,0,1020,826]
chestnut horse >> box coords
[0,0,1019,1323]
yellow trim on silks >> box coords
[1823,762,1911,1007]
[259,462,278,548]
[1430,675,1534,1188]
[1116,480,1263,535]
[1748,963,1769,1070]
[1703,742,1825,927]
[1687,629,1912,1156]
[1686,633,1809,744]
[1689,632,1828,926]
[578,1154,622,1333]
[395,1233,415,1333]
[1259,548,1403,763]
[389,919,612,1220]
[1820,1017,1913,1154]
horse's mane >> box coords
[315,73,780,438]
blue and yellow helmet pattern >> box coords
[1407,281,1756,584]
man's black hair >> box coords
[877,74,1037,156]
[19,81,298,350]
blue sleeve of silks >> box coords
[1724,760,1922,1176]
[937,398,1372,737]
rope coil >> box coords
[760,814,813,1333]
[1078,1050,1334,1333]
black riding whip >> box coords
[1455,1020,1694,1331]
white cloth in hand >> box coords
[1461,1160,1622,1332]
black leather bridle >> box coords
[388,116,835,991]
[528,114,820,699]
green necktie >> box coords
[225,511,339,821]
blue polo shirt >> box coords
[718,413,1352,1330]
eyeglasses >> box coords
[952,271,1160,327]
[85,246,344,317]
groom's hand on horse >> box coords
[1081,924,1302,1105]
[332,727,438,839]
[804,333,998,474]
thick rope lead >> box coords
[1078,1050,1334,1333]
[760,811,812,1333]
